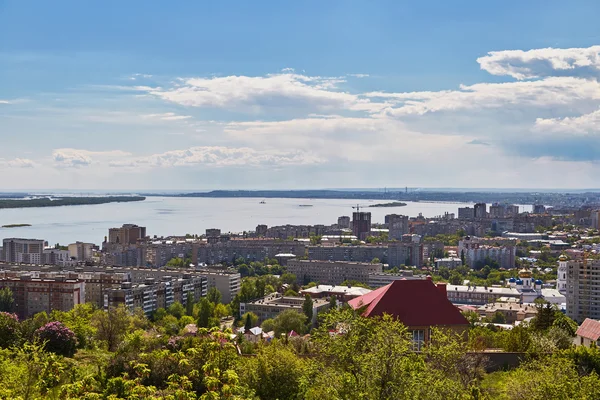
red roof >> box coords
[348,280,469,327]
[576,318,600,341]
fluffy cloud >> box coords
[147,73,385,114]
[366,77,600,115]
[477,45,600,80]
[109,146,323,168]
[52,149,131,168]
[0,100,12,104]
[0,158,36,168]
[534,108,600,134]
[142,112,191,121]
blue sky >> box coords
[1,0,600,190]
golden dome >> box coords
[559,254,568,262]
[518,268,532,278]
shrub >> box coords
[36,321,78,357]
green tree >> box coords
[303,294,314,326]
[244,312,253,331]
[329,295,337,310]
[185,291,194,316]
[197,297,214,328]
[167,301,185,319]
[0,287,14,313]
[261,318,276,333]
[450,272,463,285]
[491,311,506,324]
[371,257,381,264]
[281,273,297,285]
[273,310,306,337]
[207,287,222,305]
[91,305,130,351]
[241,312,259,330]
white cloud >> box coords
[52,148,132,168]
[146,73,386,113]
[0,158,36,168]
[534,108,600,134]
[0,100,12,104]
[109,146,323,168]
[142,112,192,121]
[367,77,600,115]
[477,45,600,80]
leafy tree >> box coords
[371,257,381,264]
[491,311,506,324]
[242,312,258,330]
[36,321,78,357]
[244,313,253,331]
[303,294,314,326]
[273,310,306,337]
[281,273,297,285]
[92,305,130,351]
[449,272,463,285]
[0,311,20,348]
[213,303,231,319]
[167,301,185,319]
[284,289,299,296]
[207,287,222,305]
[197,298,215,328]
[261,318,276,333]
[329,295,337,310]
[0,287,14,313]
[185,291,195,316]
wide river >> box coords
[0,197,533,246]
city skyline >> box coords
[2,1,600,190]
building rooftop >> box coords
[348,280,468,327]
[300,285,372,297]
[576,318,600,341]
[446,284,521,296]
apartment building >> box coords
[368,271,427,288]
[388,238,423,267]
[103,275,207,315]
[566,259,600,323]
[458,207,475,219]
[108,224,146,245]
[68,242,95,261]
[308,245,387,264]
[287,259,383,285]
[198,270,241,303]
[193,239,306,265]
[2,238,44,264]
[458,236,516,269]
[352,211,372,240]
[240,293,329,324]
[386,214,409,240]
[0,272,85,319]
[43,248,71,266]
[446,284,522,306]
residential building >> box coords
[458,236,516,269]
[574,318,600,347]
[68,242,95,262]
[2,238,44,264]
[198,270,241,304]
[446,284,522,305]
[458,207,475,219]
[240,293,329,325]
[592,210,600,230]
[103,275,206,315]
[108,224,146,245]
[352,211,372,240]
[435,257,462,269]
[300,285,371,302]
[474,203,487,218]
[43,248,71,266]
[348,279,469,349]
[477,302,537,324]
[337,216,351,229]
[287,259,382,285]
[0,272,85,319]
[567,259,600,323]
[368,271,427,288]
[308,245,387,264]
[194,239,306,265]
[533,204,546,214]
[387,214,409,240]
[255,225,268,237]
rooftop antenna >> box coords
[352,204,361,213]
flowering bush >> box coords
[36,321,78,357]
[0,311,19,348]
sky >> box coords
[1,1,600,191]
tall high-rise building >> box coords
[108,224,146,245]
[387,214,409,240]
[567,258,600,323]
[68,242,94,261]
[458,207,475,219]
[474,203,487,218]
[352,212,372,240]
[2,238,44,264]
[337,216,351,229]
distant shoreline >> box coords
[1,224,31,228]
[0,196,145,210]
[368,202,407,208]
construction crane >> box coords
[352,204,363,213]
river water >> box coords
[0,197,532,246]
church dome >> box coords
[535,279,543,284]
[516,279,523,285]
[559,254,568,262]
[509,278,516,283]
[518,268,532,278]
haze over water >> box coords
[0,197,533,246]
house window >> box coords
[411,330,425,351]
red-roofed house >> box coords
[348,279,469,349]
[575,318,600,347]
